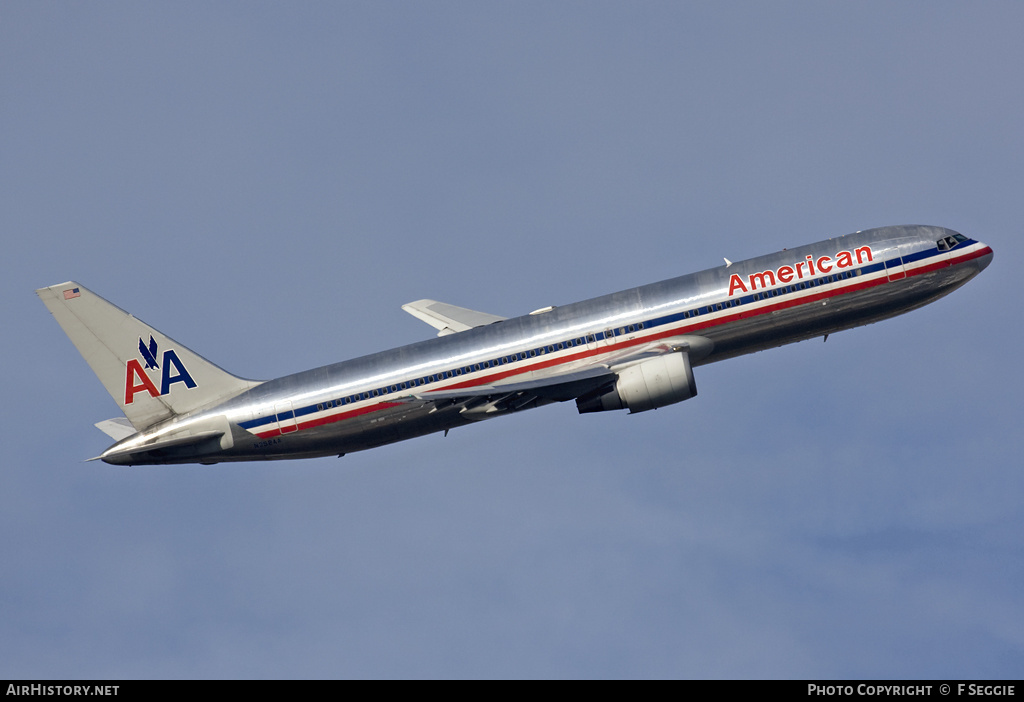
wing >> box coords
[395,334,712,420]
[401,299,507,336]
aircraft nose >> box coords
[975,242,994,273]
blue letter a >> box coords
[160,349,198,395]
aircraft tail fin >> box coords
[36,282,259,430]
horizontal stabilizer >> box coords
[95,417,137,441]
[100,413,235,465]
[101,430,226,464]
[402,299,506,336]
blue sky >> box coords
[2,2,1021,678]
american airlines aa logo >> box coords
[124,335,197,404]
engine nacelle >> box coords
[576,352,697,414]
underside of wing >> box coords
[395,334,713,419]
[416,365,616,420]
[401,299,507,336]
[415,365,616,402]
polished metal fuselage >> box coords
[104,225,992,465]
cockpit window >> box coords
[937,234,968,252]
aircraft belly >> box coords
[227,402,468,460]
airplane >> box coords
[37,224,992,466]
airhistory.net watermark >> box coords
[6,686,118,696]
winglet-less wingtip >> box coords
[402,299,507,336]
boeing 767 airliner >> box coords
[37,225,992,466]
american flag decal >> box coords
[63,288,81,300]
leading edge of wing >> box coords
[411,365,616,403]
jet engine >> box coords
[576,352,697,414]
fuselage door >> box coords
[274,400,297,434]
[884,242,907,282]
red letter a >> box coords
[728,274,748,296]
[125,359,160,405]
